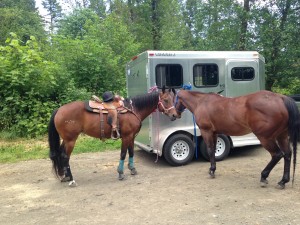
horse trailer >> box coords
[126,50,265,166]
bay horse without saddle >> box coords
[172,89,300,189]
[48,87,177,186]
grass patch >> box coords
[74,135,121,153]
[0,134,120,163]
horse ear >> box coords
[162,85,166,93]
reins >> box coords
[174,85,199,159]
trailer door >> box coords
[226,60,259,97]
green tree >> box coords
[0,6,46,44]
[183,0,241,50]
[0,0,36,11]
[42,0,63,34]
[54,9,140,95]
[251,0,300,93]
[156,0,192,49]
[58,8,99,39]
[0,33,91,136]
[0,33,56,136]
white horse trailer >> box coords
[126,50,265,166]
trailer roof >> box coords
[130,50,265,63]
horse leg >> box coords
[276,136,291,189]
[60,140,77,187]
[259,139,283,188]
[202,132,217,178]
[117,139,129,180]
[127,139,137,175]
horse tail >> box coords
[283,96,300,184]
[48,109,64,178]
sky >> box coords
[35,0,47,17]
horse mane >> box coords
[124,92,159,111]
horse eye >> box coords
[164,99,168,103]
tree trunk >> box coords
[239,0,250,50]
[151,0,160,49]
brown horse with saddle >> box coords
[48,86,177,186]
[172,89,300,189]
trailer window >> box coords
[155,64,183,88]
[193,64,218,87]
[231,67,255,80]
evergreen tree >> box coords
[42,0,63,34]
[0,0,45,44]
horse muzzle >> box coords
[170,114,177,121]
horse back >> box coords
[197,91,288,136]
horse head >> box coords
[158,86,178,121]
[173,90,186,119]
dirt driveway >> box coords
[1,145,300,225]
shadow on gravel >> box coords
[134,144,263,168]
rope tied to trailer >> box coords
[181,84,199,159]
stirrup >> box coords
[111,128,120,140]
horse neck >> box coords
[179,90,204,113]
[131,93,159,121]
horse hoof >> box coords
[260,179,268,187]
[61,176,71,182]
[118,173,125,180]
[276,183,285,190]
[130,168,137,175]
[69,180,77,187]
[260,182,267,187]
[209,170,215,179]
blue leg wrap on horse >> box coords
[118,160,125,173]
[129,157,134,169]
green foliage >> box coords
[158,0,193,50]
[0,34,54,136]
[0,7,46,44]
[58,8,100,39]
[0,33,90,137]
[55,9,140,96]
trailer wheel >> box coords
[200,134,230,161]
[163,134,195,166]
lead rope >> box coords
[148,86,160,163]
[182,84,198,159]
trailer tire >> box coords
[163,134,195,166]
[200,134,230,161]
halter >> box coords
[174,91,186,113]
[158,96,175,114]
[148,86,175,114]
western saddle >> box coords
[85,95,128,140]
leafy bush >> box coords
[0,33,91,137]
